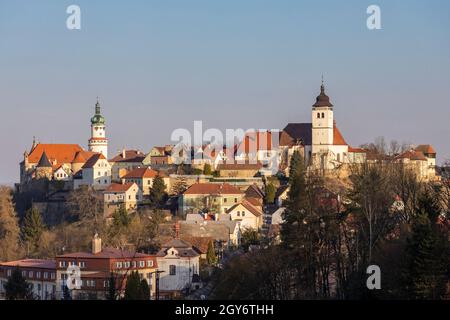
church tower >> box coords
[311,81,334,155]
[88,99,108,158]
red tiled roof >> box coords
[27,144,84,164]
[57,248,154,259]
[227,199,263,217]
[415,144,436,154]
[0,259,56,269]
[395,150,427,161]
[184,183,243,195]
[82,153,106,169]
[348,146,367,153]
[239,131,274,153]
[333,124,347,145]
[109,150,145,163]
[105,182,135,193]
[122,167,158,179]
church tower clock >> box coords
[88,99,108,158]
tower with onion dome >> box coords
[311,80,334,155]
[88,99,108,158]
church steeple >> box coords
[313,79,333,108]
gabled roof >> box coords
[156,238,199,258]
[82,153,106,169]
[275,185,289,198]
[122,167,159,179]
[27,143,84,164]
[105,182,135,193]
[245,184,264,199]
[183,183,243,195]
[227,199,263,217]
[395,150,427,161]
[109,150,145,163]
[415,145,436,155]
[72,150,96,163]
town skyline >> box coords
[1,0,450,184]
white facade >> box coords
[88,101,108,158]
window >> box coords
[116,262,123,269]
[36,272,41,279]
[147,260,153,267]
[21,271,26,277]
[79,261,86,268]
[317,112,320,118]
[139,261,145,268]
[98,172,101,176]
[234,198,238,203]
[223,198,227,203]
[132,261,137,268]
[44,272,48,279]
[59,261,67,268]
[51,273,55,279]
[7,269,12,277]
[169,265,176,275]
[242,212,245,217]
[37,284,41,291]
[237,212,240,217]
[321,112,325,118]
[124,261,130,268]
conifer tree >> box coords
[149,175,167,208]
[4,267,33,300]
[22,207,45,254]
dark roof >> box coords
[109,150,145,163]
[37,151,52,168]
[280,123,312,147]
[82,153,106,169]
[313,84,333,108]
[156,238,199,258]
[184,183,243,195]
[245,184,264,199]
[275,185,289,198]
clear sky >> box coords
[1,0,450,184]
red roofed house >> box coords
[103,182,142,215]
[121,167,170,196]
[0,259,57,300]
[109,149,146,182]
[181,183,244,215]
[73,153,112,190]
[55,235,157,300]
[226,198,263,230]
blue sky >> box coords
[1,0,450,183]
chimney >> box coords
[174,221,180,239]
[122,148,126,159]
[92,233,102,254]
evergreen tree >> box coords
[124,271,145,300]
[4,267,33,300]
[203,164,212,175]
[149,175,167,208]
[22,207,45,253]
[106,273,117,300]
[206,241,218,265]
[0,187,21,261]
[171,176,188,195]
[140,278,150,300]
[401,193,449,299]
[265,183,276,204]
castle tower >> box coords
[35,151,53,180]
[311,81,334,155]
[88,99,108,158]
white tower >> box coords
[88,99,108,158]
[311,81,334,155]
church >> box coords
[19,100,111,189]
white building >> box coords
[73,153,112,190]
[156,239,200,298]
[0,259,56,300]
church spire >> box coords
[313,78,333,108]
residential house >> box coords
[180,219,241,248]
[226,198,263,230]
[0,259,57,300]
[180,183,244,215]
[143,145,174,167]
[73,153,111,190]
[103,182,142,216]
[216,162,263,178]
[156,239,200,298]
[121,167,171,196]
[55,235,157,300]
[109,149,146,182]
